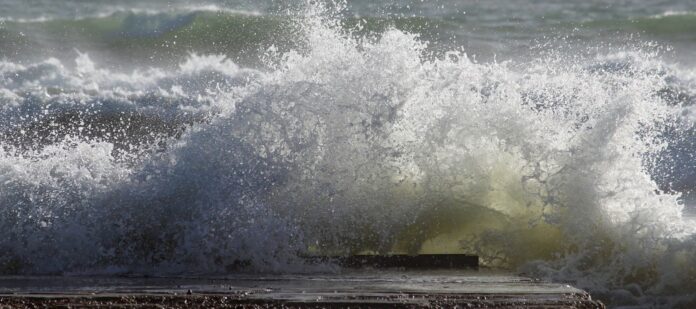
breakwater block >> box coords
[0,271,604,308]
[305,254,479,269]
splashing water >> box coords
[0,2,695,307]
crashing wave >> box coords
[0,2,695,307]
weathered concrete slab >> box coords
[0,271,604,308]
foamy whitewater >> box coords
[1,1,696,307]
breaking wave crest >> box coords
[0,3,695,307]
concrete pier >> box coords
[0,271,604,308]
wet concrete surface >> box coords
[0,270,605,308]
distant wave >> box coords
[0,10,298,65]
[0,10,448,65]
[0,5,261,23]
[580,11,696,37]
[650,10,696,19]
